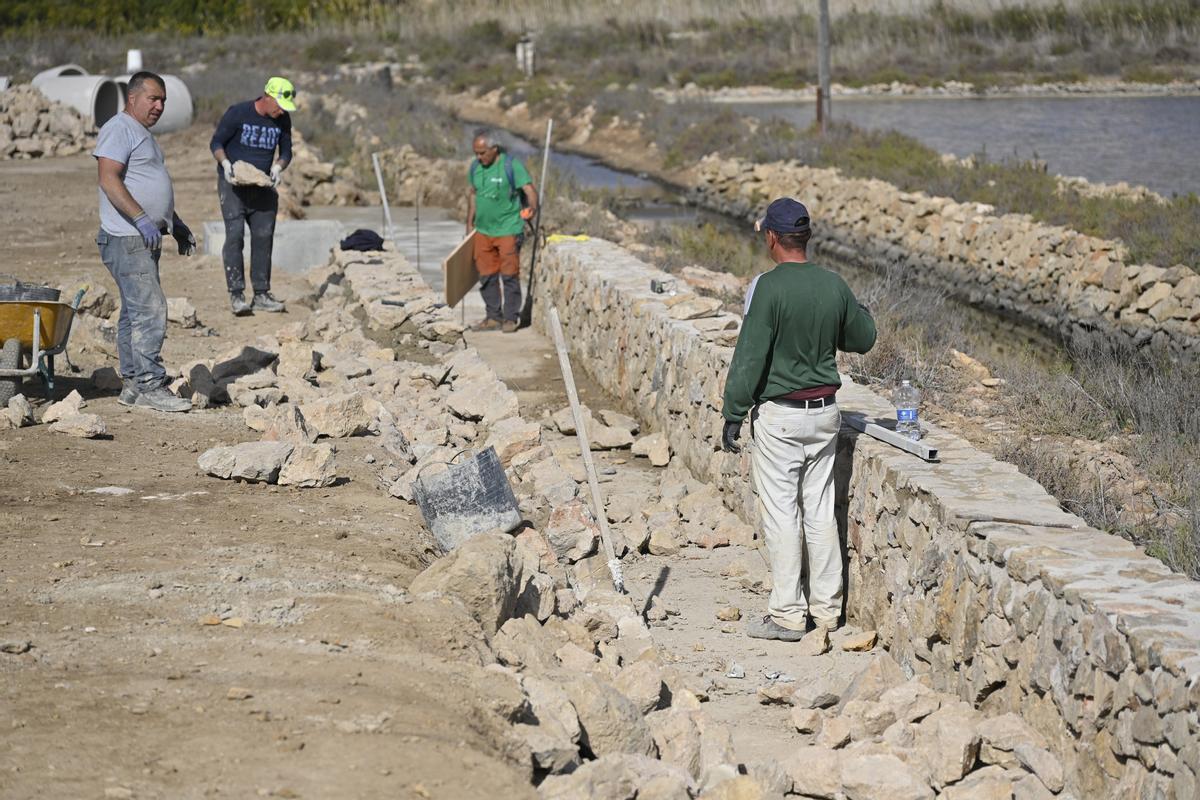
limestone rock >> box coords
[261,405,319,444]
[878,681,941,724]
[243,404,272,432]
[212,345,278,384]
[198,441,294,483]
[632,431,671,466]
[912,702,981,788]
[408,532,525,636]
[41,389,84,423]
[447,378,519,424]
[838,654,906,710]
[6,394,33,427]
[648,526,681,556]
[276,342,320,381]
[485,416,543,466]
[277,443,337,488]
[840,630,877,651]
[647,708,703,779]
[977,713,1048,768]
[597,409,638,434]
[839,751,933,800]
[613,660,665,715]
[48,411,106,438]
[790,707,822,734]
[784,746,841,799]
[300,392,372,438]
[558,675,657,758]
[797,626,831,656]
[166,297,199,328]
[1013,743,1064,793]
[545,500,600,563]
[938,766,1014,800]
[537,754,689,800]
[668,296,722,320]
[232,160,273,187]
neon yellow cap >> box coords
[264,76,296,112]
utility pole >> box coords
[817,0,831,133]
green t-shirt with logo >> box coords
[469,153,532,237]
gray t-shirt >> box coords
[93,112,174,236]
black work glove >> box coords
[173,219,196,256]
[721,420,743,453]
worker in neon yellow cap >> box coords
[210,76,296,315]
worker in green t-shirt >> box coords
[720,197,876,642]
[466,129,539,333]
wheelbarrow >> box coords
[0,284,87,405]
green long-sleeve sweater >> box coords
[721,261,877,422]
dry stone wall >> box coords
[690,155,1200,356]
[536,237,1200,798]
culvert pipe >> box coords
[115,74,193,134]
[31,64,88,84]
[29,75,121,129]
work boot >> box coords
[252,292,285,313]
[471,318,502,332]
[117,379,138,407]
[134,385,191,413]
[501,320,519,334]
[230,292,251,316]
[745,614,805,642]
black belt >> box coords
[771,396,837,408]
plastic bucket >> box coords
[413,446,522,552]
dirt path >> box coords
[0,132,539,799]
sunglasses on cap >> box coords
[274,89,296,99]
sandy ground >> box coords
[0,126,882,799]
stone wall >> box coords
[690,155,1200,356]
[535,237,1200,798]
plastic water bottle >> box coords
[895,379,921,441]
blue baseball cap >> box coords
[755,197,811,234]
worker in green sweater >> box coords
[721,197,877,642]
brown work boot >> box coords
[501,320,519,333]
[471,318,502,332]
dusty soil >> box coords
[0,130,541,799]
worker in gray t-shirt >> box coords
[93,70,195,413]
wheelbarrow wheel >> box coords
[0,337,20,406]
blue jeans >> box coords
[96,229,167,391]
[217,174,277,294]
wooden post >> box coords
[817,0,831,133]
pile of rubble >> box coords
[0,85,96,159]
[0,388,106,438]
[765,655,1069,799]
[277,130,375,219]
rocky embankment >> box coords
[692,155,1200,355]
[0,85,95,159]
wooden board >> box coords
[442,231,478,309]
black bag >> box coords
[338,228,386,252]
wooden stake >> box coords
[547,306,624,593]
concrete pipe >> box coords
[114,74,194,134]
[31,64,88,84]
[30,75,122,129]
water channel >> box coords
[484,124,1068,366]
[728,94,1200,197]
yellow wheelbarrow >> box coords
[0,284,86,404]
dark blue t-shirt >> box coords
[210,100,293,174]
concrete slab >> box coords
[201,219,344,274]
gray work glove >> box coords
[173,219,196,256]
[133,213,162,250]
[270,163,283,188]
[721,420,742,454]
[221,158,234,184]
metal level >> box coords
[842,411,939,462]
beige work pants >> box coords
[750,400,843,631]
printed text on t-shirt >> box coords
[239,124,280,150]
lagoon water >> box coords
[731,94,1200,197]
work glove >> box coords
[173,219,196,256]
[221,158,234,184]
[270,163,283,188]
[721,420,742,454]
[520,207,534,221]
[133,213,162,250]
